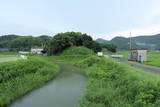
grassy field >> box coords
[116,51,129,59]
[144,52,160,68]
[0,56,59,106]
[53,47,160,107]
[0,56,21,62]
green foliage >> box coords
[102,43,117,53]
[0,35,52,52]
[11,36,42,51]
[0,56,59,106]
[49,32,102,54]
[83,41,102,53]
[73,56,160,107]
[62,46,94,55]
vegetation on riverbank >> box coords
[75,56,160,107]
[53,46,160,107]
[0,56,59,107]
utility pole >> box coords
[130,32,132,50]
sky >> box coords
[0,0,160,40]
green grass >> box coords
[0,56,21,62]
[54,55,160,107]
[0,56,59,106]
[61,46,94,55]
[0,52,19,55]
[144,52,160,68]
[116,51,129,60]
[76,56,160,107]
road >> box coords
[112,58,160,74]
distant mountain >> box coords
[0,35,52,51]
[96,34,160,50]
[96,38,109,44]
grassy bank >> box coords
[54,54,160,107]
[0,56,59,107]
[76,56,160,107]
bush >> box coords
[62,46,94,55]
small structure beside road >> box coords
[129,50,147,63]
[20,55,28,59]
[97,52,104,56]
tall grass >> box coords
[58,55,160,107]
[0,56,59,107]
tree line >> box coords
[0,32,117,54]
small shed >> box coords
[97,52,103,56]
[129,50,147,62]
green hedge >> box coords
[0,56,59,107]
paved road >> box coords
[111,58,160,74]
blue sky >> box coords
[0,0,160,40]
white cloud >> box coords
[98,26,160,40]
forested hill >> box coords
[0,35,52,51]
[96,34,160,50]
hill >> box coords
[0,35,52,51]
[96,34,160,50]
[96,38,109,44]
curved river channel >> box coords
[10,62,87,107]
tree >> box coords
[103,44,117,53]
[49,34,72,54]
[11,36,42,51]
[83,41,102,53]
[49,32,100,55]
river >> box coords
[10,62,87,107]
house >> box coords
[129,50,147,62]
[30,48,43,54]
[0,48,9,52]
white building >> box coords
[129,50,147,62]
[30,48,43,54]
[97,52,103,56]
[18,51,30,54]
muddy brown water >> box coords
[10,62,87,107]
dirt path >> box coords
[10,61,87,107]
[112,58,160,74]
